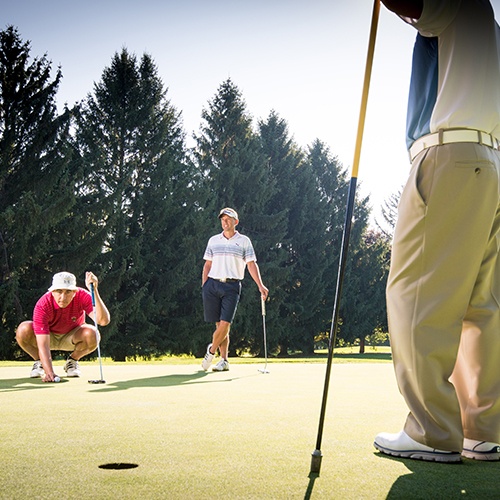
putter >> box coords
[310,0,380,475]
[88,283,106,384]
[258,296,269,374]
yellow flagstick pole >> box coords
[310,0,381,476]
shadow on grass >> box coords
[304,472,319,500]
[376,452,500,498]
[88,370,260,392]
[0,377,70,392]
[0,370,259,393]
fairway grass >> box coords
[1,360,498,499]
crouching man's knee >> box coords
[16,321,35,345]
[73,325,99,353]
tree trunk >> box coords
[359,337,365,354]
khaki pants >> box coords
[49,325,86,351]
[387,142,500,451]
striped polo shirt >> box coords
[204,231,256,281]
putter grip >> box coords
[261,297,266,316]
[90,283,96,307]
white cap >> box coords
[48,272,78,291]
[218,207,238,220]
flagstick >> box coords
[310,0,381,475]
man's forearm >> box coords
[94,289,111,326]
[247,261,269,300]
[202,261,212,286]
[36,335,54,374]
[247,261,264,287]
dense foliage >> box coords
[0,27,390,360]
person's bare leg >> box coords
[218,333,230,360]
[15,321,39,360]
[69,326,98,360]
[210,320,231,355]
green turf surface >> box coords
[1,359,498,499]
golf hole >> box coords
[98,463,138,470]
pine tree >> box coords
[288,140,349,355]
[317,146,388,350]
[258,111,303,356]
[376,188,401,239]
[0,26,73,358]
[73,49,195,360]
[194,79,278,355]
[337,227,390,351]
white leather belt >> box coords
[409,129,500,162]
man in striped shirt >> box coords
[201,207,268,372]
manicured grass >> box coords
[0,345,393,368]
[1,358,498,499]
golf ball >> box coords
[54,376,60,383]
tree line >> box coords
[0,26,391,361]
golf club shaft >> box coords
[310,0,380,475]
[90,283,104,381]
[261,297,268,370]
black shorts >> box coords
[202,278,241,323]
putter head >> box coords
[258,369,270,374]
[88,379,106,384]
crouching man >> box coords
[16,271,110,382]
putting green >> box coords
[0,361,498,499]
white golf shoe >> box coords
[30,360,45,378]
[212,359,229,372]
[64,358,81,377]
[201,344,214,371]
[462,439,500,461]
[374,430,461,463]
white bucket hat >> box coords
[48,272,78,291]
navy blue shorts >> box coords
[202,278,241,323]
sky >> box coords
[3,0,500,226]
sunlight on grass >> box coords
[0,346,393,368]
[2,361,497,500]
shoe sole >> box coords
[374,442,462,463]
[462,449,500,461]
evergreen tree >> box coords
[73,49,197,360]
[376,188,401,239]
[317,152,389,350]
[193,79,279,355]
[292,140,349,355]
[0,26,73,358]
[337,227,390,349]
[258,111,305,355]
